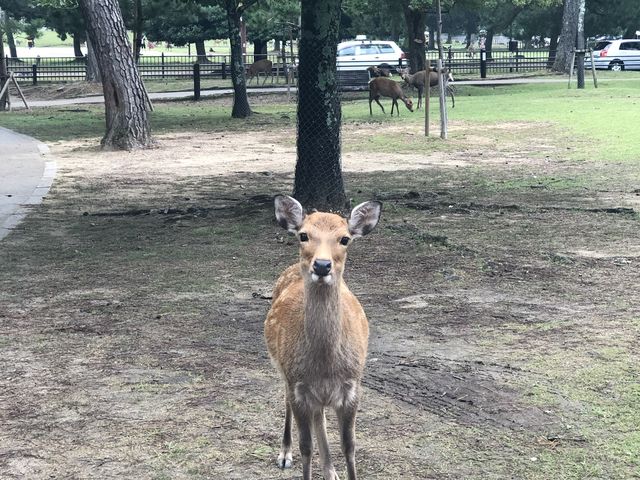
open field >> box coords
[1,82,639,479]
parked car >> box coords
[586,39,640,71]
[337,39,405,72]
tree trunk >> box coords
[225,2,252,118]
[553,0,579,73]
[73,35,84,59]
[0,35,7,111]
[133,0,143,62]
[7,28,17,58]
[85,35,101,82]
[403,5,426,72]
[293,0,347,212]
[427,15,436,50]
[78,0,152,150]
[547,13,562,68]
[195,40,208,63]
[253,39,268,61]
[485,29,495,60]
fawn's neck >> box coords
[304,278,342,354]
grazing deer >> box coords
[366,65,391,78]
[247,59,273,85]
[399,67,455,109]
[265,195,382,480]
[368,77,414,116]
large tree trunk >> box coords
[85,35,101,82]
[225,2,252,118]
[78,0,152,150]
[7,28,18,58]
[253,39,268,61]
[73,35,84,59]
[133,0,143,62]
[403,4,426,72]
[293,0,347,212]
[553,0,579,73]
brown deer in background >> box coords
[399,67,455,109]
[265,195,382,480]
[368,77,414,116]
[247,59,273,85]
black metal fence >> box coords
[4,49,555,86]
[434,48,554,75]
[4,53,295,85]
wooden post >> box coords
[437,59,448,140]
[589,48,598,88]
[193,62,201,100]
[568,50,576,88]
[32,64,38,86]
[424,81,430,137]
[435,0,447,140]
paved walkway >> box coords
[11,76,604,109]
[0,127,56,241]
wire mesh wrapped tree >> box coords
[293,0,348,213]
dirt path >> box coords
[1,122,639,479]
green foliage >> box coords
[144,0,227,45]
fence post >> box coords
[193,62,200,100]
[32,64,38,85]
[222,61,226,80]
[515,47,519,73]
[161,52,165,79]
[480,48,487,79]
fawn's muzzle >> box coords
[312,259,332,277]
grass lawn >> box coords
[0,80,639,479]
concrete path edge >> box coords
[0,130,57,241]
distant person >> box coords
[27,37,34,49]
[141,35,147,49]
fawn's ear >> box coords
[348,201,382,239]
[275,195,305,233]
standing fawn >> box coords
[368,77,414,116]
[399,67,455,109]
[265,195,382,480]
[247,59,273,85]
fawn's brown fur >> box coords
[264,196,382,480]
[368,77,414,116]
[247,59,273,85]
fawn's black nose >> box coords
[313,259,332,277]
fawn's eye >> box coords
[340,236,350,246]
[299,232,309,242]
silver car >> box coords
[586,39,640,71]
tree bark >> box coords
[79,0,152,150]
[195,40,209,63]
[293,0,347,212]
[253,39,268,61]
[485,29,495,59]
[85,35,101,82]
[225,1,252,118]
[403,4,426,72]
[7,28,17,58]
[547,12,562,68]
[553,0,579,73]
[133,0,143,62]
[73,35,84,59]
[0,33,8,111]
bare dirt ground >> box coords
[1,119,639,480]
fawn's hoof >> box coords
[277,451,292,469]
